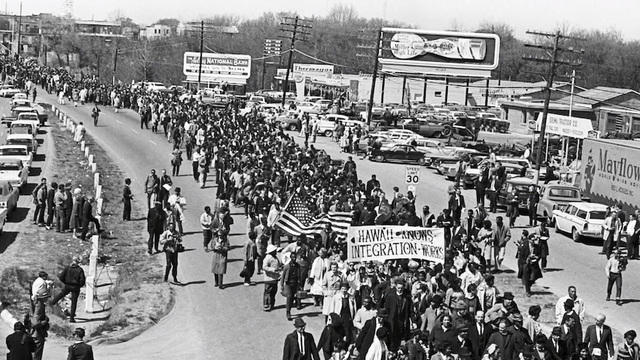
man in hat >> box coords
[451,299,474,331]
[618,330,640,360]
[545,326,568,360]
[282,318,319,360]
[50,256,86,323]
[509,312,534,360]
[356,308,391,359]
[5,321,36,359]
[67,327,93,360]
[486,292,520,326]
[263,244,282,312]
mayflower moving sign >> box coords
[581,138,640,211]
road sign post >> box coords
[405,166,420,194]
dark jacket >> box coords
[80,201,94,225]
[469,321,490,359]
[383,291,413,344]
[67,341,94,360]
[583,324,614,357]
[59,264,86,289]
[6,330,36,360]
[355,318,391,358]
[545,338,568,360]
[282,331,320,360]
[147,206,166,233]
[46,188,56,209]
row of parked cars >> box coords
[0,88,45,233]
[363,128,611,243]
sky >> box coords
[8,0,640,40]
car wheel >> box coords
[442,126,452,137]
[288,124,297,131]
[554,219,560,233]
[418,158,426,166]
[571,227,582,242]
[375,155,385,162]
[324,130,333,137]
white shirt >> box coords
[555,296,585,324]
[31,277,49,300]
[297,332,305,355]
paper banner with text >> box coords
[347,226,445,263]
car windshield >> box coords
[589,211,607,220]
[8,139,30,145]
[0,164,20,171]
[549,188,579,198]
[514,185,531,192]
[0,148,26,156]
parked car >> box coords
[536,182,583,225]
[1,106,42,126]
[9,120,36,140]
[427,148,485,168]
[12,93,27,100]
[370,144,426,165]
[552,202,608,242]
[277,111,302,131]
[462,160,526,188]
[0,158,28,189]
[0,180,19,214]
[0,87,21,97]
[16,112,40,130]
[6,133,38,154]
[497,177,539,211]
[10,98,31,109]
[0,145,32,169]
[145,82,167,92]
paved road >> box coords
[290,131,638,341]
[23,92,331,360]
[1,91,634,358]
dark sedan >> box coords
[370,144,426,165]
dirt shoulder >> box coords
[0,106,173,343]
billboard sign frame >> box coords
[183,52,252,80]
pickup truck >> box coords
[536,182,583,225]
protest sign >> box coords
[346,225,445,263]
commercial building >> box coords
[499,86,640,135]
[140,24,171,40]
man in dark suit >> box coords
[382,280,413,352]
[79,195,101,241]
[282,318,319,360]
[476,165,490,206]
[469,310,489,359]
[545,326,568,360]
[67,328,93,360]
[448,187,466,222]
[583,314,615,358]
[50,256,86,323]
[5,321,36,360]
[450,219,467,250]
[147,201,166,254]
[356,309,391,360]
[122,178,133,221]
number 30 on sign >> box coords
[405,166,420,184]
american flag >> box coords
[276,192,352,239]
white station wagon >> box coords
[552,201,609,242]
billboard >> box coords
[581,138,640,211]
[183,52,251,80]
[379,28,500,78]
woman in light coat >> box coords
[322,262,344,320]
[309,248,331,306]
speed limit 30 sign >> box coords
[405,166,420,184]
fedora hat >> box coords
[293,318,306,328]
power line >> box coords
[292,49,349,68]
[279,15,313,107]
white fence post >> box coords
[84,146,89,158]
[84,235,99,313]
[80,141,85,151]
[95,184,102,200]
[93,173,100,189]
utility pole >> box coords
[197,20,204,90]
[523,30,584,185]
[356,29,382,125]
[16,1,22,57]
[112,48,118,85]
[280,16,312,107]
[262,39,282,90]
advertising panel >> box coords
[379,28,500,78]
[183,52,251,79]
[293,63,334,77]
[581,139,640,210]
[347,226,445,263]
[536,114,594,139]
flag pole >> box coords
[273,192,294,226]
